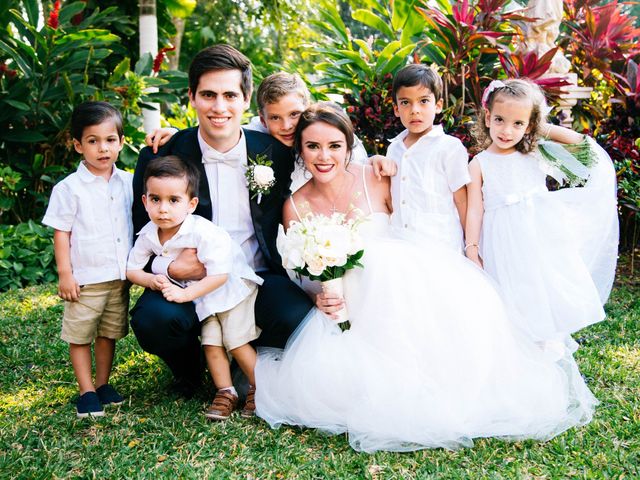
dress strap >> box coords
[361,165,373,215]
[289,195,303,221]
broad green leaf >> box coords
[143,77,170,87]
[135,53,153,76]
[56,30,119,45]
[164,0,197,18]
[22,0,40,28]
[336,50,371,73]
[353,39,374,61]
[9,9,46,46]
[2,100,30,111]
[352,9,395,39]
[109,57,130,84]
[59,1,87,24]
[144,92,180,103]
[0,38,31,76]
[381,43,416,75]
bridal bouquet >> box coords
[277,212,365,330]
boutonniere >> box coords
[246,153,276,204]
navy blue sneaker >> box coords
[76,391,104,418]
[96,384,124,406]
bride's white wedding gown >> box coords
[255,192,597,452]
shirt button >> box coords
[116,238,120,243]
[401,200,406,205]
[162,249,168,255]
[404,224,408,228]
[402,176,406,181]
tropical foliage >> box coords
[1,0,640,290]
[0,1,187,225]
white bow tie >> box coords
[202,150,243,168]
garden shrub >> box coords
[0,221,56,291]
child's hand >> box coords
[150,274,170,291]
[371,155,397,180]
[161,283,192,303]
[58,272,81,302]
[144,127,178,154]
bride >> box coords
[255,103,597,452]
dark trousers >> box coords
[130,271,313,382]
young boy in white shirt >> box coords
[386,64,470,252]
[42,101,132,418]
[126,155,263,420]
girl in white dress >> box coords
[465,78,618,348]
[255,103,598,453]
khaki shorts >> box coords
[61,280,129,344]
[201,283,260,351]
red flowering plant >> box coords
[343,74,403,155]
[415,0,533,113]
[47,0,61,29]
[595,59,640,248]
[561,0,640,92]
[308,0,422,154]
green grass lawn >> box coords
[1,263,638,479]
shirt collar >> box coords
[76,161,124,183]
[388,124,444,146]
[137,213,197,240]
[197,128,247,165]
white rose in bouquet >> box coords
[276,212,365,331]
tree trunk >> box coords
[139,0,161,132]
[169,16,185,71]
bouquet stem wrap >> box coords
[321,277,350,330]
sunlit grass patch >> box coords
[0,268,638,478]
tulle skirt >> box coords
[256,230,597,452]
[481,143,618,342]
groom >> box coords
[130,44,314,395]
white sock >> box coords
[219,386,237,396]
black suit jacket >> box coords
[132,127,295,276]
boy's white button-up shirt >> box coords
[387,125,470,251]
[42,162,133,285]
[128,214,263,320]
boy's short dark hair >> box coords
[71,101,123,141]
[188,44,252,100]
[392,64,443,103]
[143,155,200,199]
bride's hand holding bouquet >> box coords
[277,212,364,330]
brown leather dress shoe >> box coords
[204,390,238,420]
[240,385,256,418]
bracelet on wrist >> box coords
[464,243,479,252]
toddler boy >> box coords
[126,155,263,420]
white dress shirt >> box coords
[197,129,267,271]
[246,116,370,193]
[387,125,470,251]
[128,214,263,320]
[42,162,133,285]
